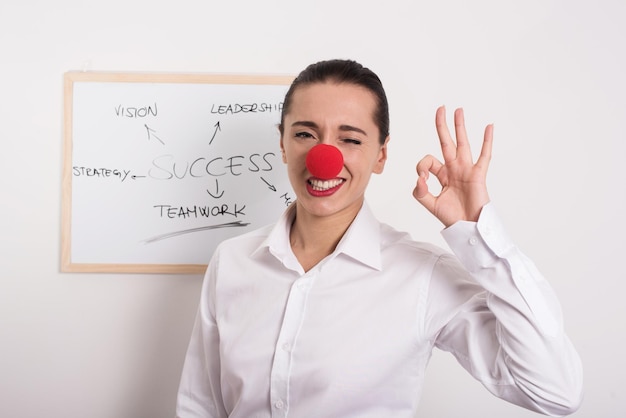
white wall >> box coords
[1,0,624,417]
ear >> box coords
[279,135,287,163]
[373,136,390,174]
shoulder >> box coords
[211,222,275,260]
[379,221,448,257]
[377,221,454,275]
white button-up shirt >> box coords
[176,202,583,417]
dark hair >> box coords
[279,59,390,145]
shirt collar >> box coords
[253,201,382,271]
[334,202,382,270]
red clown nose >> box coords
[305,144,344,180]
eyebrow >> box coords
[291,121,368,136]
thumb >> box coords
[412,173,436,212]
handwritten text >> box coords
[73,166,132,181]
[210,102,283,115]
[149,152,277,180]
[154,203,246,219]
[115,103,158,118]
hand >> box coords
[412,106,493,227]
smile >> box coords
[308,178,345,191]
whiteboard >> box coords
[61,72,294,273]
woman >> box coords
[176,59,583,417]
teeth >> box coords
[309,178,343,191]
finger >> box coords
[412,171,430,199]
[476,123,494,170]
[454,108,472,161]
[412,175,437,213]
[414,155,445,213]
[415,154,444,182]
[435,106,456,162]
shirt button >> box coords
[298,283,308,291]
[469,236,479,246]
[282,342,291,352]
[275,400,285,409]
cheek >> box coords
[344,151,386,180]
[342,150,376,174]
[284,141,314,169]
[285,150,307,172]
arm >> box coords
[176,255,227,418]
[415,107,583,415]
[431,205,583,415]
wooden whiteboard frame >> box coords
[61,71,294,274]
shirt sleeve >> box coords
[430,202,583,416]
[176,252,228,418]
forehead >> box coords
[285,82,378,125]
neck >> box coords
[289,201,362,271]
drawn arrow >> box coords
[143,221,251,244]
[209,121,222,145]
[206,178,224,198]
[144,124,165,145]
[260,177,277,192]
[131,175,146,180]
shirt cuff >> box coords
[441,202,514,273]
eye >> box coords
[295,131,315,139]
[342,138,362,145]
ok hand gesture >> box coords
[413,106,493,228]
